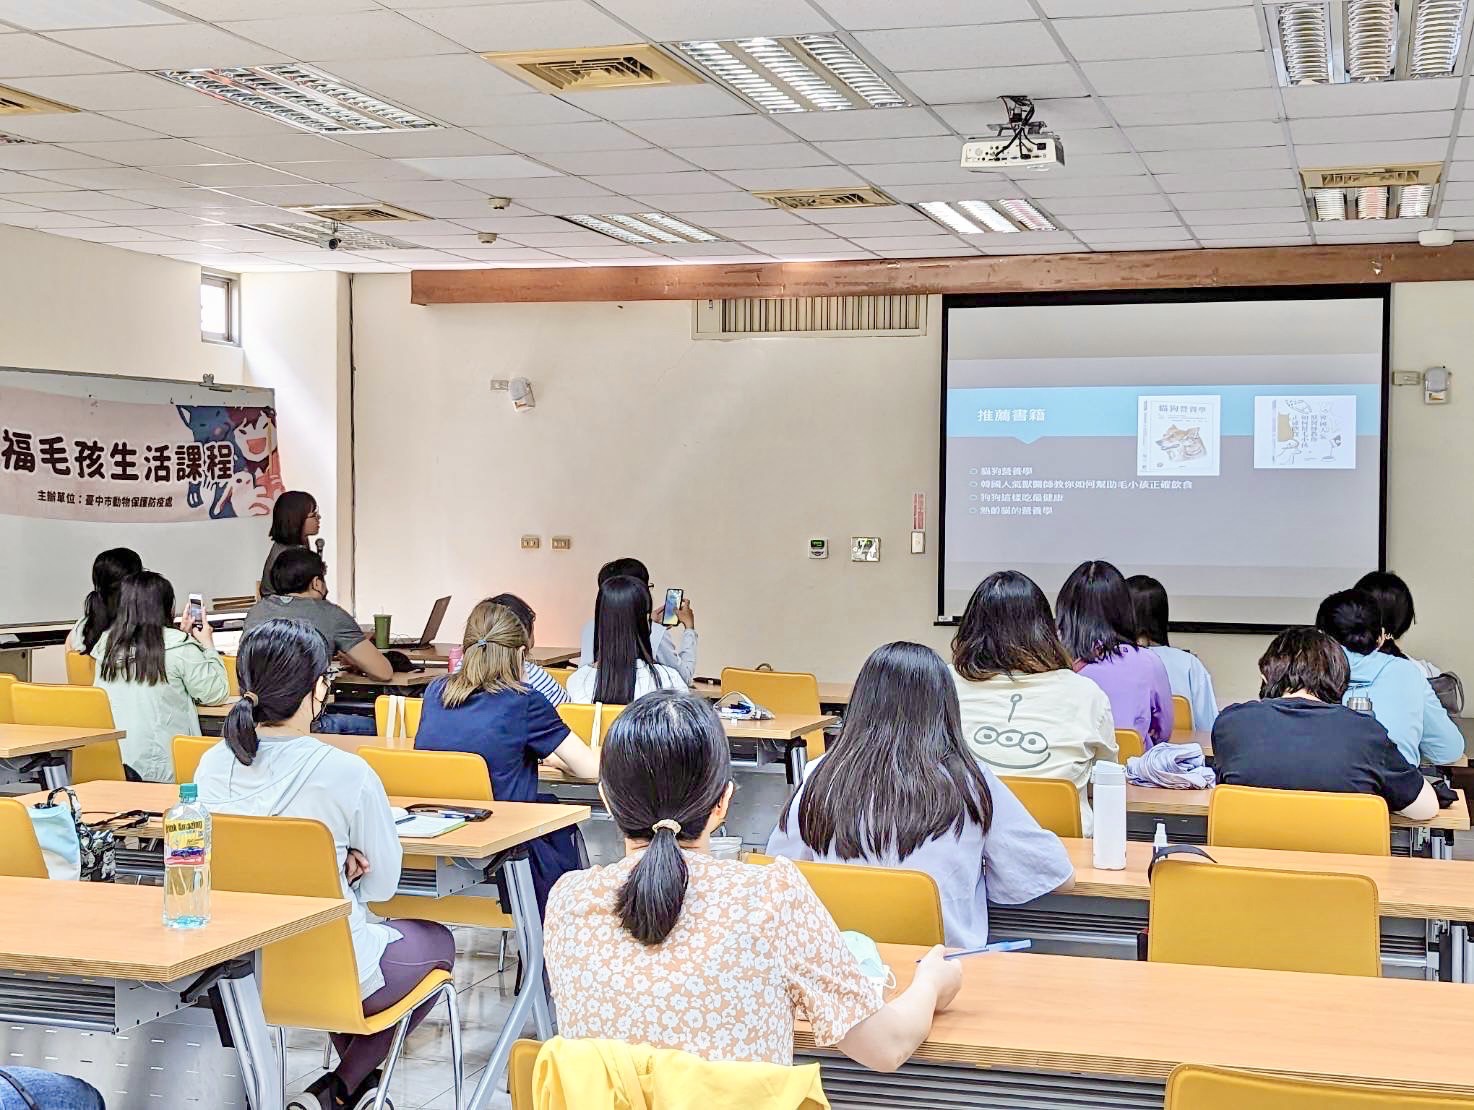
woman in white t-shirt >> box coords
[950,570,1117,833]
[567,575,686,704]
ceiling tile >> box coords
[1023,174,1159,197]
[1053,211,1183,229]
[934,97,1112,133]
[802,200,960,222]
[162,0,378,15]
[1289,111,1454,145]
[1040,152,1146,177]
[816,136,959,164]
[1142,147,1291,173]
[1295,138,1451,164]
[29,165,186,189]
[289,158,433,183]
[778,106,946,141]
[1055,128,1131,155]
[469,122,649,153]
[401,1,634,50]
[1082,53,1271,96]
[0,113,161,141]
[725,223,848,241]
[103,105,301,138]
[1078,240,1195,251]
[856,24,1065,71]
[333,128,515,157]
[533,148,695,175]
[1039,192,1169,213]
[212,183,376,206]
[718,166,868,189]
[1106,89,1279,127]
[547,245,662,259]
[858,161,990,186]
[897,64,1087,103]
[574,85,754,122]
[0,32,123,75]
[1172,188,1303,209]
[1127,121,1284,151]
[0,0,183,29]
[1199,236,1313,247]
[0,208,107,227]
[1188,222,1308,238]
[58,137,232,164]
[119,206,226,225]
[52,223,179,241]
[0,145,114,170]
[672,143,831,170]
[1054,9,1261,61]
[516,194,646,214]
[2,72,209,111]
[813,0,1034,28]
[317,55,539,126]
[634,190,770,210]
[455,173,615,197]
[878,180,1019,201]
[19,188,149,209]
[47,23,284,69]
[872,246,981,257]
[396,154,560,178]
[619,114,790,147]
[679,207,806,227]
[590,0,834,40]
[1283,78,1461,118]
[185,133,356,163]
[497,230,617,247]
[844,233,961,249]
[1073,225,1195,242]
[220,11,463,61]
[1178,207,1306,224]
[161,163,312,187]
[1040,0,1253,14]
[1156,169,1299,192]
[454,214,583,233]
[332,178,481,200]
[588,169,741,193]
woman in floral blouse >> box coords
[544,689,961,1069]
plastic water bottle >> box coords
[163,783,211,929]
[1153,821,1169,850]
[1091,761,1128,870]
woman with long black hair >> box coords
[769,641,1072,947]
[545,689,961,1070]
[260,489,319,598]
[65,547,142,655]
[195,619,455,1110]
[566,575,686,703]
[91,570,229,781]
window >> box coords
[200,271,238,344]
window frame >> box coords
[200,270,240,346]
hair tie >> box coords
[242,691,259,707]
[470,636,493,650]
[651,818,682,836]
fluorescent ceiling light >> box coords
[1309,183,1436,220]
[152,64,442,134]
[996,197,1058,232]
[1277,3,1332,83]
[1399,183,1434,216]
[1410,0,1468,75]
[917,199,1056,234]
[1271,0,1469,83]
[562,212,722,245]
[1345,0,1397,79]
[674,35,906,113]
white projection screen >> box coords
[938,287,1389,630]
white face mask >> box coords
[841,930,896,992]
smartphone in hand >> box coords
[660,587,684,627]
[186,593,205,632]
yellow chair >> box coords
[374,694,423,739]
[212,814,462,1110]
[0,798,47,878]
[1149,860,1381,976]
[64,650,95,687]
[221,654,240,698]
[10,682,126,783]
[358,748,517,939]
[557,703,625,748]
[509,1039,539,1110]
[1165,1064,1474,1108]
[1000,776,1082,838]
[1171,694,1192,734]
[172,735,216,785]
[548,668,574,691]
[748,855,944,946]
[0,672,15,723]
[1208,784,1390,857]
[1115,728,1144,763]
[721,667,826,760]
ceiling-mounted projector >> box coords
[961,95,1064,172]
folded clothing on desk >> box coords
[1126,743,1216,790]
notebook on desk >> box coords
[391,807,466,838]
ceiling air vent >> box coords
[0,85,75,116]
[1302,164,1442,221]
[290,203,427,223]
[695,295,926,339]
[240,221,416,251]
[752,186,895,211]
[483,45,702,93]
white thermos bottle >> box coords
[1091,760,1128,870]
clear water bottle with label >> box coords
[163,783,211,929]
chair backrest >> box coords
[373,694,423,739]
[557,703,626,748]
[1149,860,1381,976]
[0,672,14,723]
[1208,785,1391,857]
[1115,728,1144,763]
[721,667,825,759]
[999,776,1082,838]
[509,1039,539,1110]
[1165,1064,1474,1108]
[221,654,240,698]
[0,798,47,878]
[360,747,493,801]
[211,813,366,1031]
[747,854,944,946]
[65,651,96,687]
[172,736,216,785]
[1171,694,1192,733]
[11,682,124,783]
[548,668,574,690]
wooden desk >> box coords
[722,712,836,784]
[692,678,854,708]
[1162,729,1468,769]
[0,722,127,789]
[333,669,439,690]
[796,947,1474,1102]
[196,697,237,719]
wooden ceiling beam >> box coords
[410,242,1474,305]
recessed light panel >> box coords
[916,200,1057,234]
[561,212,724,245]
[674,35,907,113]
[152,65,442,134]
[1268,0,1471,83]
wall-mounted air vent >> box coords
[752,186,895,211]
[0,85,76,116]
[483,45,702,93]
[241,221,416,251]
[695,295,926,339]
[290,203,428,223]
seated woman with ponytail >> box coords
[65,546,142,655]
[194,619,455,1110]
[544,690,962,1071]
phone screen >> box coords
[661,588,683,627]
[187,594,204,628]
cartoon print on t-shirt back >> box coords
[970,691,1052,770]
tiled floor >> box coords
[284,927,518,1110]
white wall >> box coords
[351,275,1474,707]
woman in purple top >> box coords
[1057,560,1173,746]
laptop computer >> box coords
[362,596,451,649]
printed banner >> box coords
[0,384,282,523]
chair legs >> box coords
[371,1013,413,1110]
[368,981,463,1110]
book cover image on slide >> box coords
[1137,395,1221,477]
[1253,395,1356,469]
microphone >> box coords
[315,538,325,559]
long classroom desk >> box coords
[0,722,125,788]
[0,875,347,1110]
[690,677,854,710]
[987,838,1474,981]
[796,946,1474,1108]
[16,780,589,1105]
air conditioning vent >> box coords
[240,221,416,251]
[483,45,702,93]
[0,84,75,116]
[290,203,427,223]
[752,186,895,211]
[1301,163,1442,188]
[695,295,926,339]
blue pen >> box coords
[918,939,1031,963]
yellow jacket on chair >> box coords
[531,1036,830,1110]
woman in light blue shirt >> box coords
[767,641,1073,949]
[1127,574,1218,731]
